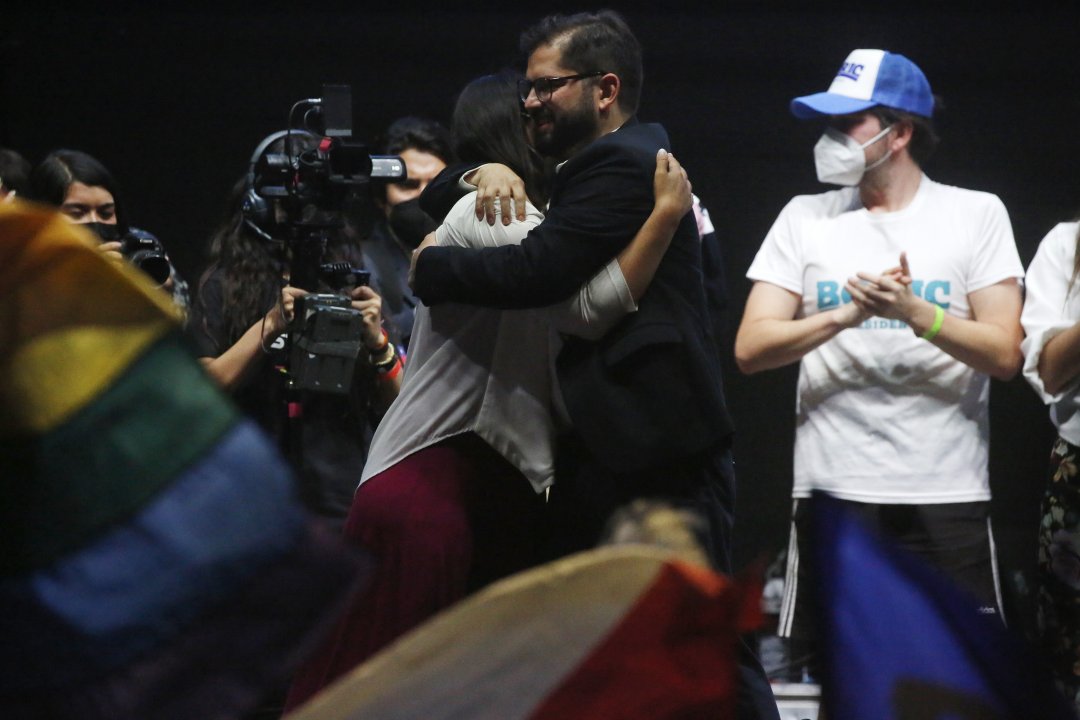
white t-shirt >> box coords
[360,194,637,493]
[1021,222,1080,444]
[746,175,1023,503]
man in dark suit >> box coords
[411,11,777,719]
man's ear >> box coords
[597,73,620,112]
[889,119,914,154]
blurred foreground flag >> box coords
[288,543,760,720]
[0,201,367,720]
[810,492,1072,720]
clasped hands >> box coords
[840,251,934,334]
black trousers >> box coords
[785,497,1001,682]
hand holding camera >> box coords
[95,240,124,265]
[88,224,173,287]
[349,285,386,352]
[266,285,310,339]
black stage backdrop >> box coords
[5,4,1078,632]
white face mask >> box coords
[813,124,893,186]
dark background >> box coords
[5,4,1077,632]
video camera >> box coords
[246,84,405,395]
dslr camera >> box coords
[82,222,172,286]
[121,228,171,286]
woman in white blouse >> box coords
[1020,219,1080,712]
[285,71,693,708]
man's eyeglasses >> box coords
[517,72,605,103]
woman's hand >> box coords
[467,163,527,225]
[611,150,695,304]
[653,149,692,221]
[266,285,308,338]
[95,240,124,264]
[350,285,387,351]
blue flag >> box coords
[810,492,1072,720]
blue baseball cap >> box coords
[790,49,934,119]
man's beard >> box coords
[532,95,599,160]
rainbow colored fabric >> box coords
[0,202,366,719]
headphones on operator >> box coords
[240,129,319,241]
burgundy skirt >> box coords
[284,432,548,711]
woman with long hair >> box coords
[187,138,399,526]
[285,70,692,709]
[1021,219,1080,712]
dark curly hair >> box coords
[196,132,364,347]
[195,177,282,346]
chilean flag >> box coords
[288,543,759,719]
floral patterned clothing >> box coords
[1038,436,1080,713]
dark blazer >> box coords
[413,120,733,473]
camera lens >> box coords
[130,251,172,285]
[121,229,172,286]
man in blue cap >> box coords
[734,49,1025,676]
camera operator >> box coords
[26,149,190,315]
[187,136,401,528]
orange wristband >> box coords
[377,356,403,382]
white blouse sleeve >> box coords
[1021,222,1080,404]
[541,261,637,340]
[435,193,539,249]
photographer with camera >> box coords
[187,130,401,529]
[27,149,189,313]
